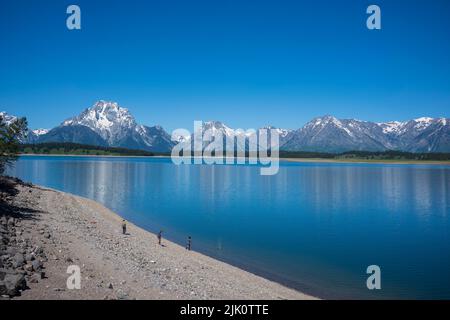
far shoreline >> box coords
[19,153,170,158]
[19,153,450,165]
[282,157,450,166]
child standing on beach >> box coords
[186,236,192,251]
[121,219,127,235]
[157,230,162,245]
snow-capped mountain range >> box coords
[2,102,449,153]
[55,101,174,152]
[176,121,294,153]
[2,101,174,152]
[282,115,450,153]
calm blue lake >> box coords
[7,156,450,299]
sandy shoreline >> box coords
[3,180,316,300]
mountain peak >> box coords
[304,115,342,130]
[201,121,235,135]
[0,111,18,125]
[261,126,293,138]
[203,120,227,128]
[56,101,174,152]
[63,101,136,132]
[91,100,122,113]
[315,114,337,120]
[61,101,139,145]
[413,117,434,123]
[312,115,339,123]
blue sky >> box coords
[1,0,450,131]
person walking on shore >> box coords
[186,236,192,251]
[121,219,127,235]
[157,230,162,245]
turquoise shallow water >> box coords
[7,156,450,299]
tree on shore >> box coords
[0,115,27,175]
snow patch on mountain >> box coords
[412,117,434,131]
[32,129,49,136]
[377,121,405,134]
[199,121,238,138]
[0,111,17,125]
[261,126,293,138]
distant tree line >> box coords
[16,142,450,161]
[279,151,336,159]
[171,149,450,161]
[338,150,450,160]
[280,150,450,161]
[20,143,160,157]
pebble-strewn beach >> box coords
[0,178,316,300]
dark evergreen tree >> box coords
[0,115,28,175]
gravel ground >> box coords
[4,181,316,300]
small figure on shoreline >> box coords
[121,219,127,235]
[186,236,192,251]
[157,230,162,245]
